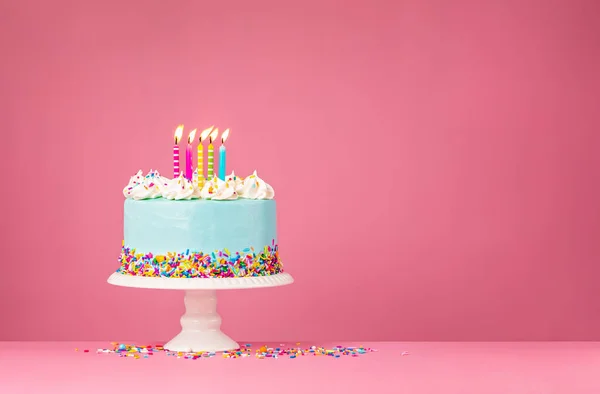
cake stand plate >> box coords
[107,272,294,352]
[107,272,293,290]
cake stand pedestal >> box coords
[107,272,294,352]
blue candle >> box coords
[218,129,230,180]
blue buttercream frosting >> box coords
[124,198,277,255]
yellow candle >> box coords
[197,126,214,188]
[207,128,219,179]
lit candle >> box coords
[207,128,219,179]
[219,128,230,180]
[197,126,213,188]
[185,128,197,180]
[173,125,183,178]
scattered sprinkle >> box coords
[83,343,378,360]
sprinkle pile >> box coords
[85,343,376,360]
[116,240,282,278]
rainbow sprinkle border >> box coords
[116,240,283,278]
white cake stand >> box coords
[107,272,294,352]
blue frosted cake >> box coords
[116,170,282,278]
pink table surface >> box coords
[1,342,599,394]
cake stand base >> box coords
[107,272,293,352]
[165,290,238,352]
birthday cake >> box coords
[114,126,283,279]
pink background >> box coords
[1,0,599,342]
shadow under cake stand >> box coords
[107,272,294,352]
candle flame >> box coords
[221,129,230,144]
[188,129,197,143]
[200,126,214,142]
[209,128,219,143]
[174,125,184,144]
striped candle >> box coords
[197,143,204,187]
[197,126,214,188]
[173,125,183,178]
[207,128,219,179]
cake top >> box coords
[123,170,275,201]
[123,125,275,201]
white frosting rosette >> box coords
[123,169,166,200]
[199,175,238,200]
[162,173,199,200]
[224,171,244,193]
[123,170,144,197]
[238,170,275,200]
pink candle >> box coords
[173,125,183,178]
[185,129,197,180]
